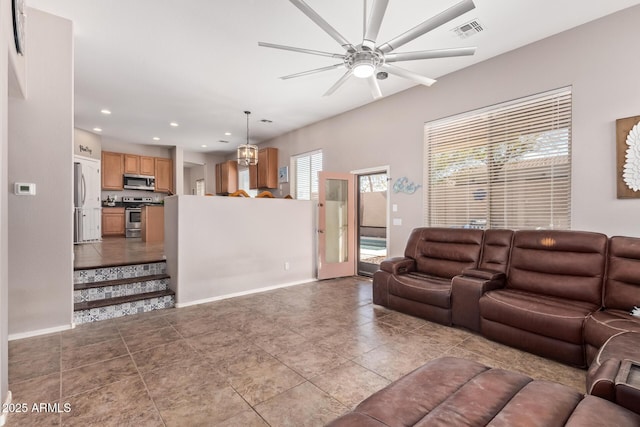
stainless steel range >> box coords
[123,196,153,238]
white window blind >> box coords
[424,87,572,230]
[293,150,323,200]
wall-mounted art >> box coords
[278,166,289,183]
[393,177,422,194]
[616,115,640,198]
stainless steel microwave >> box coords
[123,174,155,191]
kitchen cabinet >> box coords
[215,160,238,194]
[141,205,164,243]
[102,207,125,237]
[101,151,124,190]
[124,154,155,176]
[154,158,173,193]
[249,147,278,189]
[140,156,155,176]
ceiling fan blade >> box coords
[363,0,389,48]
[289,0,354,50]
[280,63,344,80]
[323,70,353,96]
[385,47,476,62]
[378,0,475,54]
[367,75,383,99]
[258,42,346,59]
[382,64,436,87]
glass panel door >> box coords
[317,172,355,280]
[357,172,388,276]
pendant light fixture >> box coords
[237,110,258,166]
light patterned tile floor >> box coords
[6,277,587,426]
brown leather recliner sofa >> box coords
[350,228,640,426]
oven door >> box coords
[125,207,142,238]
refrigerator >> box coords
[74,157,102,243]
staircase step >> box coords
[74,261,167,285]
[74,274,170,291]
[74,289,175,311]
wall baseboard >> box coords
[0,391,12,426]
[175,278,317,308]
[8,324,73,341]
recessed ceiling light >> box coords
[224,132,231,136]
[93,127,102,132]
[170,122,179,127]
[201,144,207,148]
[100,109,111,115]
[152,137,160,141]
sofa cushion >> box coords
[328,357,640,427]
[605,236,640,311]
[480,289,598,344]
[507,230,607,306]
[584,309,640,349]
[388,272,452,308]
[403,228,483,279]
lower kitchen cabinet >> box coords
[102,207,125,237]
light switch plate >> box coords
[393,218,402,226]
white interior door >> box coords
[317,172,355,280]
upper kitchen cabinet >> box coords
[155,158,174,193]
[124,154,155,176]
[250,147,278,189]
[215,160,238,195]
[102,151,124,190]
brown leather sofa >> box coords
[327,357,640,427]
[373,228,640,368]
[373,228,484,325]
[479,230,608,367]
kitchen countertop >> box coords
[102,202,164,208]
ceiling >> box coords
[29,0,640,155]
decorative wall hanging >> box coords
[393,177,422,194]
[278,166,289,183]
[616,115,640,198]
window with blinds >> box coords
[425,87,572,230]
[292,150,323,200]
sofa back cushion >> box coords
[507,230,607,305]
[605,236,640,310]
[404,228,483,279]
[479,229,514,273]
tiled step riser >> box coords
[74,279,170,304]
[73,262,166,285]
[74,295,175,324]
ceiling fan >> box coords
[259,0,477,99]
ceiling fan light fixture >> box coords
[353,61,375,78]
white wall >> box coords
[8,9,74,336]
[0,0,12,412]
[263,5,640,256]
[74,128,101,160]
[164,195,315,306]
[101,137,170,158]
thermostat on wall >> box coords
[14,182,36,195]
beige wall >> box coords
[74,128,101,160]
[263,5,640,256]
[8,9,74,336]
[164,196,315,305]
[101,137,170,158]
[1,0,11,410]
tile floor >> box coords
[74,238,165,270]
[7,277,587,426]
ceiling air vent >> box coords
[453,19,484,39]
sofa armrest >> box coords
[461,268,506,282]
[380,257,415,275]
[587,358,621,402]
[451,272,506,332]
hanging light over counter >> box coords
[237,110,258,166]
